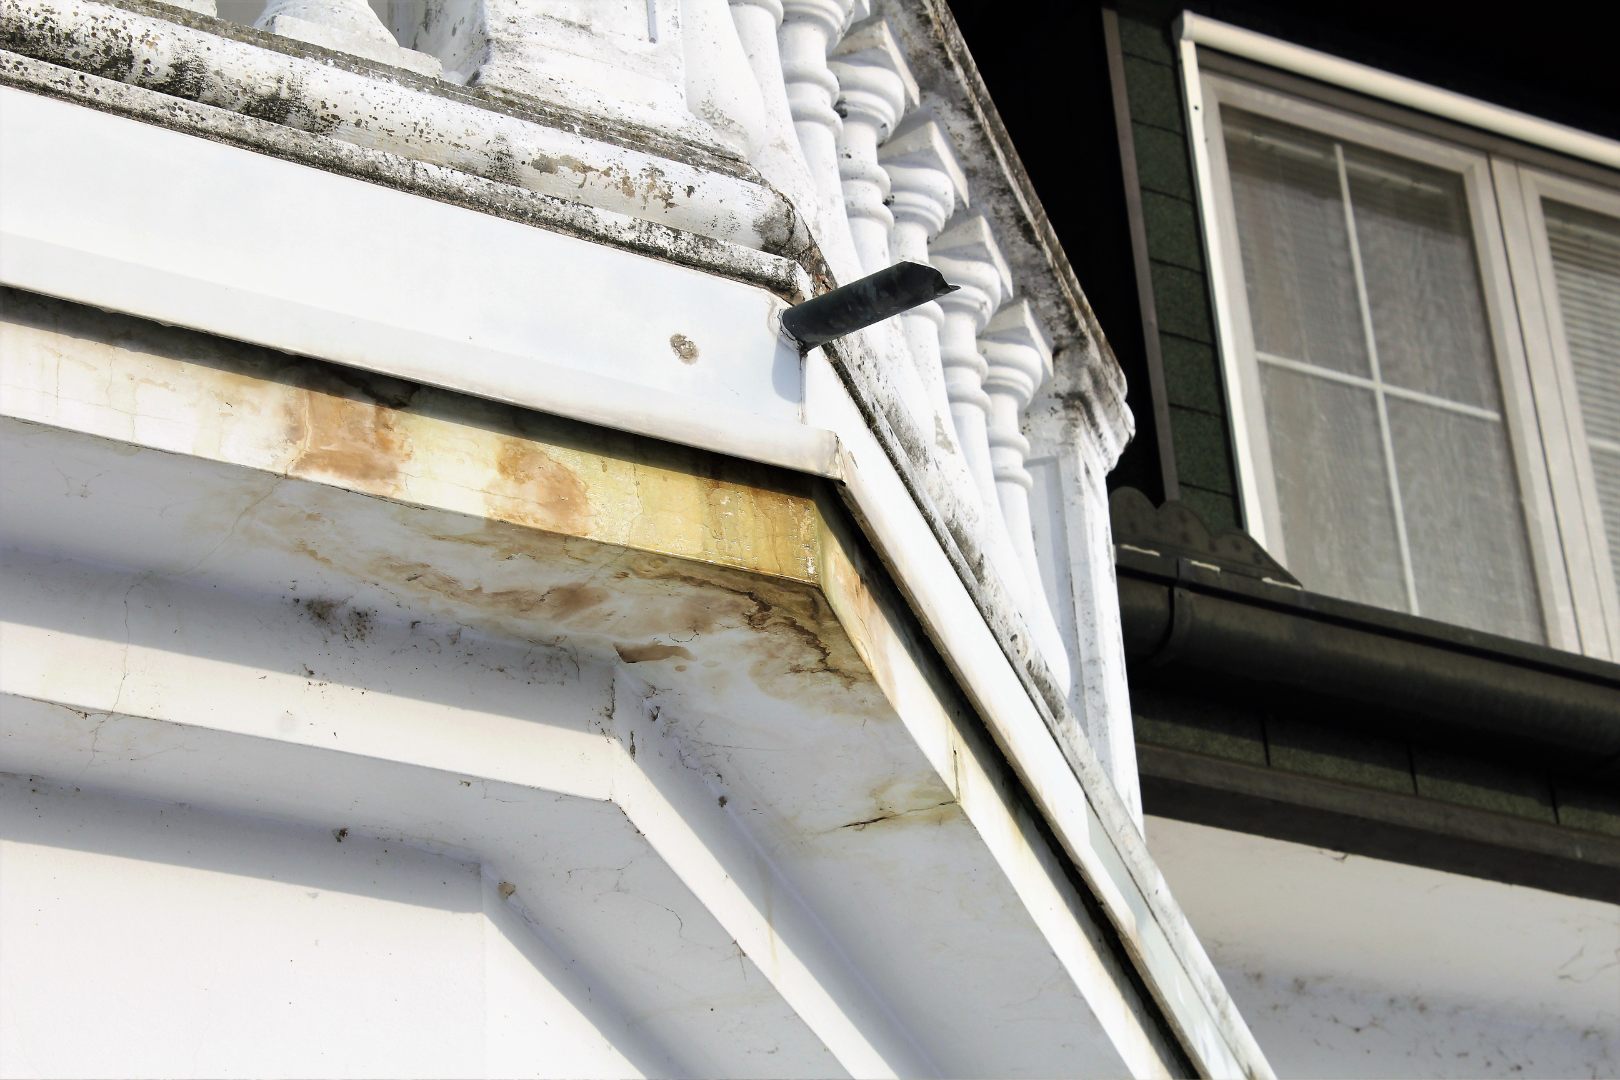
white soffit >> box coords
[1176,11,1620,170]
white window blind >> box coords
[1544,201,1620,589]
[1222,107,1544,643]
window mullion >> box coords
[1336,142,1422,615]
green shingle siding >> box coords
[1160,335,1223,413]
[1116,14,1174,64]
[1137,709,1613,838]
[1133,688,1267,764]
[1412,748,1558,823]
[1268,718,1417,794]
[1132,124,1195,200]
[1121,55,1184,133]
[1146,262,1213,342]
[1553,782,1620,838]
[1177,486,1239,531]
[1113,12,1248,529]
[1167,407,1232,494]
[1140,190,1204,271]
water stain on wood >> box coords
[616,641,697,663]
[488,437,596,536]
[289,385,409,493]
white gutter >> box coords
[1174,12,1620,170]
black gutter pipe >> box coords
[1116,549,1620,775]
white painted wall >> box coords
[0,776,641,1080]
[1146,816,1620,1079]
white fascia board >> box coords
[0,86,839,481]
[1175,11,1620,169]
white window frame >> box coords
[1174,14,1620,658]
[1496,168,1620,653]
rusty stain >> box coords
[615,641,696,663]
[840,801,954,831]
[16,292,886,719]
[669,334,699,363]
[367,555,611,626]
[289,384,409,493]
[497,881,517,900]
[487,437,597,536]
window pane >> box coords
[1224,110,1368,377]
[1544,200,1620,586]
[1347,148,1500,409]
[1222,105,1544,642]
[1260,366,1407,611]
[1387,400,1544,642]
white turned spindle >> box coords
[683,0,771,162]
[930,212,1012,507]
[828,17,918,274]
[982,300,1057,603]
[256,0,442,77]
[779,0,855,226]
[982,300,1073,690]
[880,110,968,428]
[256,0,396,46]
[729,0,807,190]
[729,0,862,279]
[932,216,1072,686]
[929,213,1028,612]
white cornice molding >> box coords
[1175,11,1620,170]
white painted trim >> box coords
[1196,76,1285,561]
[1500,165,1620,656]
[1176,38,1270,551]
[0,87,841,483]
[605,679,913,1080]
[1175,11,1620,170]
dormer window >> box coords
[1179,26,1620,657]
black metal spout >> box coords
[780,262,958,349]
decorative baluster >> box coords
[981,300,1061,632]
[930,213,1011,505]
[729,0,813,197]
[880,110,967,428]
[779,0,855,231]
[828,17,917,274]
[932,215,1072,687]
[729,0,861,278]
[256,0,441,77]
[683,0,770,162]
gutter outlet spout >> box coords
[780,262,958,349]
